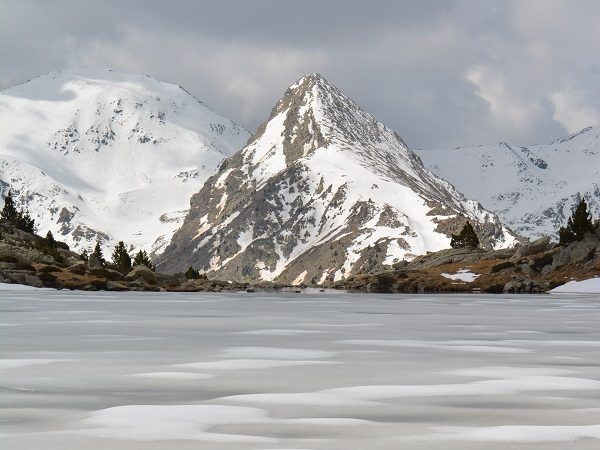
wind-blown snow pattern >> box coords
[159,74,515,283]
[417,127,600,239]
[0,68,249,254]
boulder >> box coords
[503,277,544,294]
[0,261,17,270]
[38,265,63,273]
[106,281,129,291]
[407,248,488,270]
[125,265,156,284]
[155,272,180,288]
[3,270,30,285]
[491,247,517,260]
[26,250,54,265]
[23,275,43,288]
[490,260,514,273]
[551,236,597,270]
[89,267,124,281]
[510,236,552,261]
[68,262,88,275]
[175,279,212,292]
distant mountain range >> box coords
[417,127,600,239]
[0,68,249,255]
[1,68,597,283]
[156,74,515,282]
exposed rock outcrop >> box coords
[332,230,600,294]
[0,219,247,292]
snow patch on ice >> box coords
[76,404,275,442]
[127,371,214,380]
[174,359,338,371]
[433,425,600,442]
[220,347,336,360]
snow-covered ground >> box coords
[1,291,600,449]
[550,277,600,294]
[441,269,480,282]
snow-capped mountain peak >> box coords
[0,68,250,254]
[417,127,600,239]
[158,74,516,283]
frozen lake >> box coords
[1,290,600,449]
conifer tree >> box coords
[450,221,480,249]
[559,197,594,245]
[92,241,105,265]
[185,266,200,279]
[111,241,132,274]
[133,250,154,270]
[45,230,57,250]
[2,191,35,232]
[15,210,35,232]
[1,190,18,222]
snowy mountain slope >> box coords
[158,74,516,283]
[0,68,250,254]
[417,127,600,239]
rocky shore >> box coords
[0,220,247,292]
[330,231,600,294]
[2,217,598,294]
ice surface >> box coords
[1,290,600,450]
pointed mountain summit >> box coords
[158,74,516,283]
[0,68,250,254]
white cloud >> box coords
[550,88,600,133]
[68,29,325,127]
[466,66,545,133]
[2,0,600,147]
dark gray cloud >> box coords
[1,0,599,148]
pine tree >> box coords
[185,266,200,279]
[559,197,594,245]
[450,221,480,249]
[45,230,57,250]
[133,250,154,270]
[92,241,105,265]
[81,249,89,262]
[15,210,35,232]
[1,190,18,222]
[1,190,35,232]
[111,241,132,274]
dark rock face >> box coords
[158,74,516,283]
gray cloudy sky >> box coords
[1,0,599,149]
